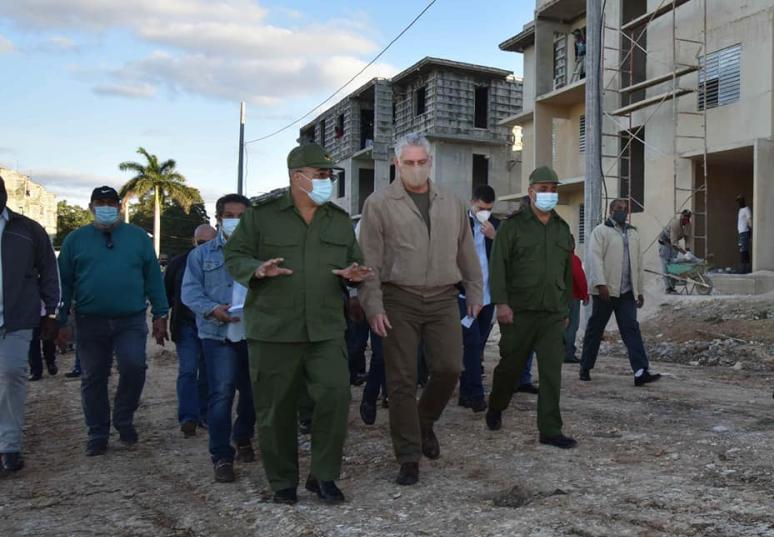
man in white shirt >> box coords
[736,195,752,274]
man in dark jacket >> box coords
[0,176,60,473]
[164,224,216,438]
[458,186,534,412]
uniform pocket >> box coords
[320,230,350,269]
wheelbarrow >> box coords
[645,260,713,295]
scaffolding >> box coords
[601,0,709,257]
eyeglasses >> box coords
[103,232,113,250]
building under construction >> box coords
[300,57,523,215]
[499,0,774,293]
[1,167,57,237]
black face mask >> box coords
[0,183,7,213]
[611,210,628,225]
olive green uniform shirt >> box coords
[489,204,573,314]
[224,191,363,343]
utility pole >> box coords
[584,0,604,256]
[237,101,245,195]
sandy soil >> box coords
[1,295,773,537]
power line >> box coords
[244,0,439,145]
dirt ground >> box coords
[2,294,774,537]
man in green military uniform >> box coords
[485,166,577,449]
[224,143,372,505]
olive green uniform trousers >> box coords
[248,339,350,491]
[488,311,565,437]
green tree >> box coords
[129,196,209,258]
[119,147,201,256]
[55,200,92,248]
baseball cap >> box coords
[91,186,121,202]
[287,143,343,170]
[529,166,560,185]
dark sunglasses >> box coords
[103,231,113,250]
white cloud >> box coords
[0,0,396,105]
[27,168,123,207]
[44,36,79,52]
[93,82,156,99]
[0,34,15,53]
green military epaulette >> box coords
[250,187,288,207]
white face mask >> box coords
[475,210,491,224]
[220,218,240,239]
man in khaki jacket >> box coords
[359,133,483,486]
[579,199,661,386]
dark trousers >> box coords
[175,321,208,425]
[580,292,649,373]
[28,327,56,377]
[563,298,581,360]
[362,332,386,404]
[76,311,148,444]
[201,339,255,463]
[739,231,752,273]
[346,317,369,381]
[458,300,494,401]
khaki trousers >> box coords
[382,286,462,464]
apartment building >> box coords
[1,167,57,236]
[300,57,523,215]
[499,0,774,288]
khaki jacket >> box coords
[358,179,483,318]
[587,219,644,298]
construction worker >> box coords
[736,195,752,274]
[658,209,692,293]
[485,166,577,449]
[224,143,371,505]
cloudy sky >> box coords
[0,0,532,213]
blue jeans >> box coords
[362,332,386,404]
[580,292,649,373]
[175,321,208,425]
[76,312,148,444]
[201,339,255,463]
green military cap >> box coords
[529,166,560,185]
[287,143,342,170]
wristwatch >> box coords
[46,313,57,320]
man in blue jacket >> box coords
[182,194,255,483]
[57,186,169,456]
[458,186,535,412]
[0,177,60,473]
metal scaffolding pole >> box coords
[585,0,604,253]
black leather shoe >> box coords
[468,398,488,413]
[28,373,42,382]
[564,356,581,364]
[457,396,471,408]
[1,452,24,472]
[235,441,256,463]
[485,408,502,431]
[299,419,312,435]
[180,421,197,438]
[539,433,578,449]
[273,488,298,505]
[360,400,377,425]
[305,475,345,504]
[516,383,539,394]
[46,362,58,376]
[420,427,440,460]
[64,369,81,378]
[213,460,235,483]
[579,368,591,381]
[118,427,138,447]
[634,370,662,387]
[85,441,108,457]
[396,462,419,486]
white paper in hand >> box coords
[461,316,475,329]
[228,304,244,313]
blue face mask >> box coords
[94,206,119,226]
[220,218,240,238]
[301,175,334,206]
[534,192,559,212]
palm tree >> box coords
[119,147,201,257]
